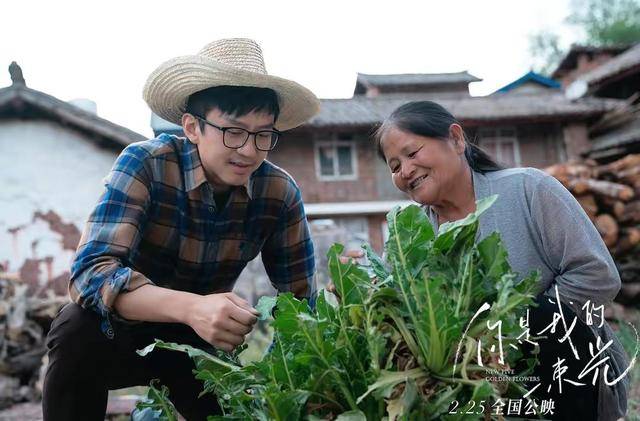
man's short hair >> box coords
[186,86,280,130]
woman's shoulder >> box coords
[478,167,552,193]
[481,167,548,182]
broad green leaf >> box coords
[362,243,389,281]
[256,295,277,320]
[404,269,462,375]
[272,293,313,339]
[263,387,311,421]
[369,286,400,303]
[315,289,338,323]
[134,380,178,421]
[327,244,369,306]
[335,410,367,421]
[439,195,497,235]
[477,232,510,281]
[434,195,497,252]
[137,340,241,372]
[385,205,434,272]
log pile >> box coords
[0,271,68,409]
[545,154,640,306]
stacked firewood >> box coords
[545,154,640,306]
[0,271,68,409]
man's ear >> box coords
[182,113,200,144]
[449,123,466,154]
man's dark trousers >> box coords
[42,303,222,421]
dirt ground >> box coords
[0,392,141,421]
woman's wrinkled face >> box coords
[380,126,464,206]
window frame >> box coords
[314,139,359,181]
[477,127,522,167]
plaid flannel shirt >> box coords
[69,134,315,337]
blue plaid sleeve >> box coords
[69,144,154,325]
[261,182,316,307]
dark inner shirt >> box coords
[214,190,231,210]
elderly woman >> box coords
[373,101,629,420]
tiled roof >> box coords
[551,44,630,79]
[356,71,481,87]
[580,43,640,88]
[304,93,623,128]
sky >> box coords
[1,0,579,137]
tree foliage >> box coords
[529,0,640,75]
[568,0,640,46]
[529,31,565,76]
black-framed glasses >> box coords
[193,115,280,151]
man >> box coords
[42,38,320,421]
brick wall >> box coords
[559,52,618,88]
[268,131,383,203]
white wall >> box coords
[0,119,118,287]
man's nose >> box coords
[237,135,259,157]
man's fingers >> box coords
[213,341,235,353]
[228,303,259,326]
[213,337,242,352]
[226,294,260,316]
[213,329,245,347]
[345,249,364,258]
[221,317,254,336]
[225,293,250,308]
[339,249,364,264]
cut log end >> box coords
[594,214,619,248]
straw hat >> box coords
[143,38,320,131]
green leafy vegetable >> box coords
[134,379,178,421]
[140,196,539,420]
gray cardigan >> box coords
[424,167,629,421]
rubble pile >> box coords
[0,271,67,409]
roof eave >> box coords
[587,63,640,93]
[0,85,146,147]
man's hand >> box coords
[114,285,259,352]
[327,249,364,297]
[186,292,260,352]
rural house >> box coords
[0,63,145,296]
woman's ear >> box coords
[182,113,201,144]
[449,123,466,154]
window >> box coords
[314,139,358,180]
[477,127,521,167]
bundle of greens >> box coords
[138,195,540,420]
